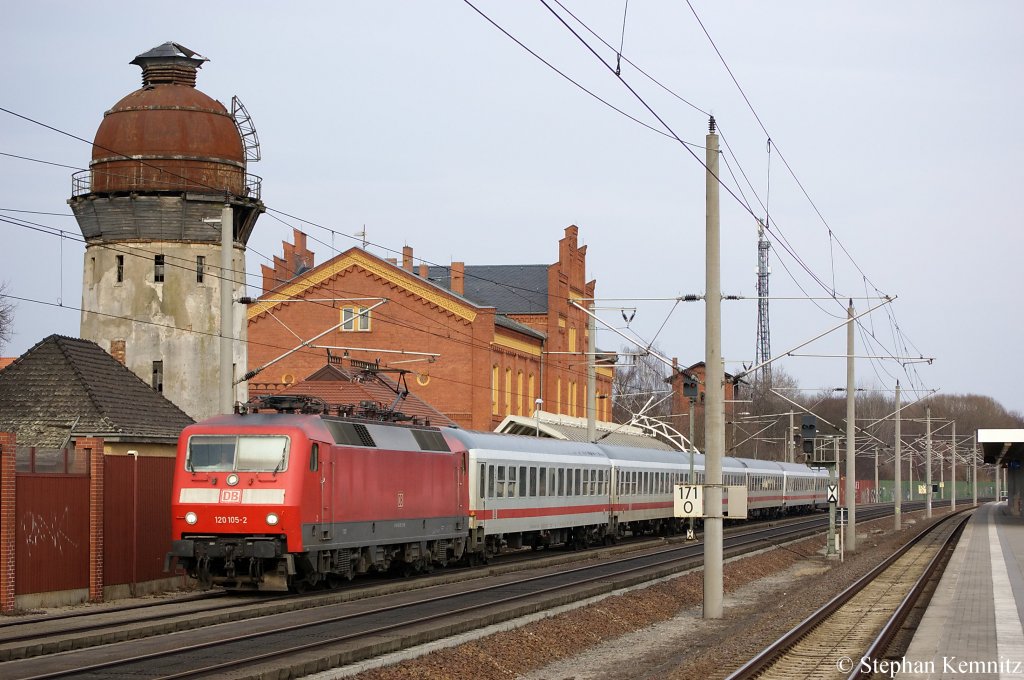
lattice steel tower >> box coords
[755,219,771,385]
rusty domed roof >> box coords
[88,42,245,196]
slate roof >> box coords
[427,264,549,315]
[0,335,195,447]
[257,363,457,427]
[494,314,546,340]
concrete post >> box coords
[845,301,856,551]
[972,435,978,506]
[587,307,596,442]
[926,406,932,518]
[894,381,902,530]
[874,446,879,502]
[703,117,724,619]
[951,422,956,512]
[220,202,234,414]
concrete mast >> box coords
[894,381,902,530]
[845,300,856,551]
[703,116,724,619]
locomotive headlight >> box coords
[185,512,198,525]
[266,513,280,526]
[226,473,239,486]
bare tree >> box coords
[611,344,671,423]
[0,281,14,354]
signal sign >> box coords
[674,484,703,518]
[827,484,838,504]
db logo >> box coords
[397,492,405,508]
[220,489,242,503]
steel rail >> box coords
[726,509,971,680]
[849,513,970,679]
[12,514,850,680]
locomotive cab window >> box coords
[186,435,290,472]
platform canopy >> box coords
[978,429,1024,468]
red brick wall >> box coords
[248,228,614,432]
[0,432,15,613]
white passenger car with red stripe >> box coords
[451,430,614,551]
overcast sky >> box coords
[2,2,1022,416]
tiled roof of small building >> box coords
[0,335,195,447]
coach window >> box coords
[488,464,495,498]
[558,468,565,496]
[538,467,547,497]
[582,469,589,495]
[574,468,582,495]
[310,443,319,472]
[507,466,517,497]
[519,465,527,497]
[548,469,556,496]
[496,466,506,498]
[529,467,537,497]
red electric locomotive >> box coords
[167,396,470,591]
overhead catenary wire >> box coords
[1,11,932,403]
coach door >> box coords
[316,442,334,541]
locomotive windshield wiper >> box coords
[272,452,284,475]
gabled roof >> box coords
[0,335,195,447]
[428,264,549,315]
[249,249,483,323]
[263,363,456,427]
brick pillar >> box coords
[77,437,105,603]
[0,432,16,613]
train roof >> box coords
[731,458,785,472]
[595,442,697,466]
[188,413,452,454]
[442,428,608,459]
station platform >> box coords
[895,502,1024,679]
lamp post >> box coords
[534,398,542,437]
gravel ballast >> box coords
[338,509,958,680]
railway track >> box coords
[3,511,856,680]
[0,503,926,679]
[726,509,970,680]
[0,507,858,664]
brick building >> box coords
[666,360,744,451]
[246,226,614,431]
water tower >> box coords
[68,42,264,420]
